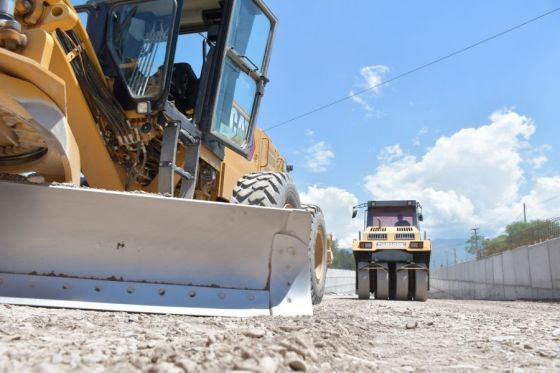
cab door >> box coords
[199,0,276,158]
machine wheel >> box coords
[414,270,429,302]
[356,262,370,300]
[395,264,409,300]
[232,172,300,208]
[375,267,389,300]
[302,204,328,304]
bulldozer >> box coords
[351,200,431,301]
[0,0,331,316]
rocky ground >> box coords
[1,296,559,372]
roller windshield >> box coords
[367,206,416,227]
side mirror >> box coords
[418,213,424,222]
[352,207,357,219]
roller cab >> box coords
[351,200,431,301]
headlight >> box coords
[359,242,373,249]
[409,241,424,249]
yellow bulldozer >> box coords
[0,0,330,316]
[352,200,431,301]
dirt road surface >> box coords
[1,296,559,372]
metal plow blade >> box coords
[0,181,313,317]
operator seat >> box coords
[169,62,200,116]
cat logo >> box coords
[229,101,250,142]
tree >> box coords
[329,239,354,270]
[465,234,485,259]
[467,219,560,259]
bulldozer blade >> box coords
[0,181,313,317]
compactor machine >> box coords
[352,200,431,301]
[0,0,330,316]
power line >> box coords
[536,194,560,204]
[264,6,560,132]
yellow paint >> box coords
[352,226,432,253]
[218,128,286,200]
[2,0,290,201]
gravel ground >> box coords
[1,296,559,372]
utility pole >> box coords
[523,203,527,223]
[471,228,480,258]
[445,249,449,267]
[453,247,457,264]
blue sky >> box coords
[253,1,560,245]
[79,0,560,246]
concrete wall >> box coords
[324,269,354,294]
[431,237,560,300]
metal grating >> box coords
[368,233,388,240]
[395,233,415,240]
[396,227,414,232]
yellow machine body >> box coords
[352,226,432,254]
[0,5,285,195]
[0,0,329,316]
[351,200,431,301]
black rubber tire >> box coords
[414,271,429,302]
[356,262,371,300]
[375,267,389,300]
[232,172,300,208]
[395,264,409,300]
[302,204,328,305]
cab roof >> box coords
[367,200,419,208]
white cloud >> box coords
[300,185,363,247]
[304,141,334,173]
[526,144,550,169]
[349,93,373,112]
[531,155,547,169]
[359,65,390,93]
[364,110,560,238]
[377,144,404,163]
[521,176,560,220]
[413,127,429,147]
[350,65,389,113]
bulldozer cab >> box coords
[77,0,276,157]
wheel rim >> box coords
[0,119,48,166]
[314,229,325,281]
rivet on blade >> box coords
[95,285,102,292]
[62,283,70,290]
[287,298,292,303]
[188,290,196,298]
[158,289,166,296]
[127,287,135,294]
